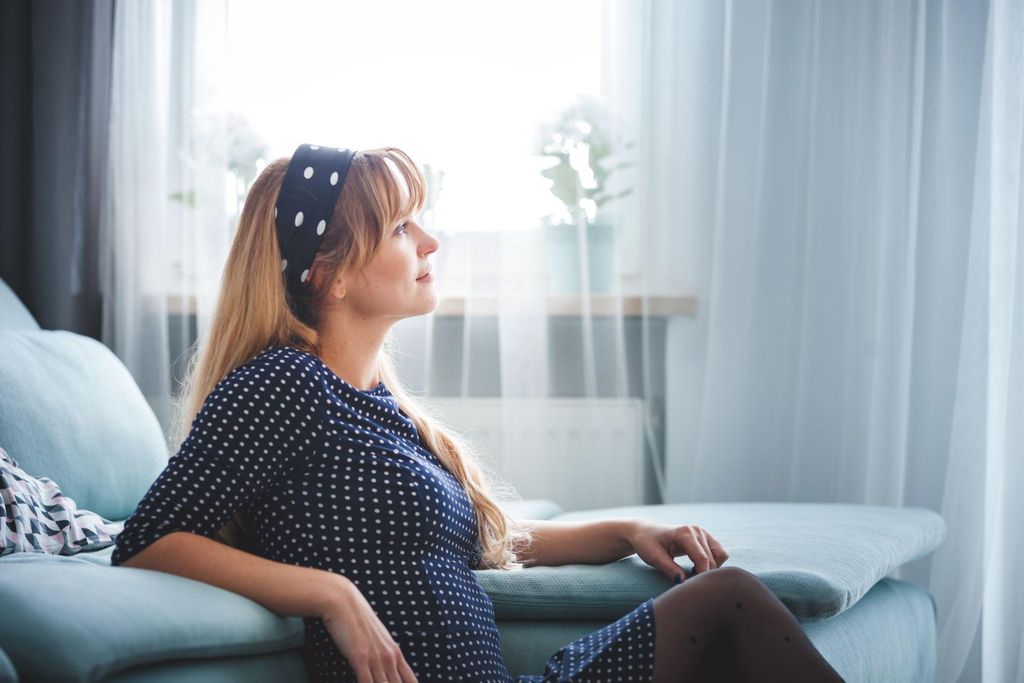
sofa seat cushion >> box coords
[0,553,304,683]
[477,502,946,622]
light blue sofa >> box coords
[0,276,946,682]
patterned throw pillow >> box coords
[1,446,123,556]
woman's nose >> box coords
[422,231,439,255]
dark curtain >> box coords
[0,0,113,339]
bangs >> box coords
[336,147,429,272]
[377,149,427,235]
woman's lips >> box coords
[416,271,433,282]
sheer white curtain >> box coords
[622,0,1022,680]
[101,0,231,448]
[102,0,662,512]
[933,0,1024,679]
[379,3,667,513]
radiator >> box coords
[426,398,646,512]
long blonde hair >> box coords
[172,147,534,570]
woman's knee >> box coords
[691,565,763,594]
[710,565,758,581]
[658,566,758,613]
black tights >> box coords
[651,566,845,682]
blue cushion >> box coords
[0,553,304,682]
[478,501,946,622]
[0,279,38,332]
[498,499,563,521]
[0,330,168,521]
[0,646,17,683]
[800,578,937,683]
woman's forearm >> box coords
[514,518,639,567]
[118,531,353,618]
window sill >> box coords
[432,293,697,317]
[166,293,697,318]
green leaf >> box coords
[168,190,197,208]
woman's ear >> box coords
[329,275,347,300]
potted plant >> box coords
[536,94,634,293]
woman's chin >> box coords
[413,289,439,315]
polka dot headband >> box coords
[274,143,357,297]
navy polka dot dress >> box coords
[111,345,657,682]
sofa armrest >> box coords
[477,502,946,623]
[0,553,304,682]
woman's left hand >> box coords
[623,520,729,583]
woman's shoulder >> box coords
[246,344,324,378]
[201,345,329,416]
[171,346,329,484]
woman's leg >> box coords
[652,566,845,682]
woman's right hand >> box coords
[322,577,419,683]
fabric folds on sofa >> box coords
[1,446,124,556]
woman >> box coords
[111,144,844,683]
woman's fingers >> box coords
[698,528,717,570]
[680,527,712,574]
[381,639,416,683]
[354,662,373,683]
[372,655,401,683]
[705,531,730,567]
[352,643,417,683]
[677,526,730,575]
[384,659,404,683]
[398,654,419,682]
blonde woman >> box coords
[111,144,844,683]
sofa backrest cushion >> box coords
[0,330,168,521]
[0,278,40,332]
[0,644,16,683]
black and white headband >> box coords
[274,143,357,300]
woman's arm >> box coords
[513,518,641,567]
[121,530,354,618]
[111,354,324,568]
[125,530,424,682]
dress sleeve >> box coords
[110,354,325,567]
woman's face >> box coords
[336,212,440,321]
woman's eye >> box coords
[396,222,408,235]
